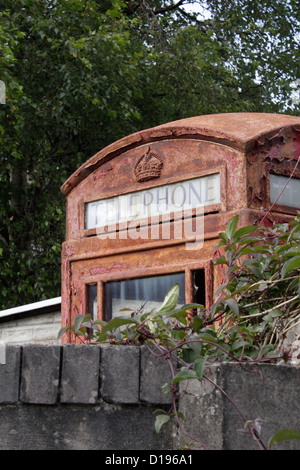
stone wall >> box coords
[0,343,299,450]
[176,362,300,450]
[0,343,174,450]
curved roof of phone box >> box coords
[61,112,300,196]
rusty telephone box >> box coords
[60,113,300,342]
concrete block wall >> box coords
[0,343,299,450]
[0,344,174,450]
[176,362,300,450]
[0,311,61,345]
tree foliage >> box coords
[0,0,299,308]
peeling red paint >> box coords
[89,264,127,276]
[64,245,75,257]
[293,130,300,158]
[93,166,113,181]
[247,150,259,165]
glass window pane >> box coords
[104,273,185,320]
[193,270,206,306]
[192,269,206,316]
[87,284,97,320]
[270,174,300,209]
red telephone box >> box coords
[60,113,300,342]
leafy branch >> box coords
[58,213,300,449]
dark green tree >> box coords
[0,0,299,308]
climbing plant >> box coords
[58,213,300,449]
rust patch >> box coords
[248,127,300,165]
[93,166,113,181]
[293,129,300,158]
[89,264,127,276]
[64,244,75,257]
[247,148,259,165]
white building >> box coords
[0,297,61,345]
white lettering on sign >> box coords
[85,173,220,230]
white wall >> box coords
[0,311,61,345]
[0,297,62,345]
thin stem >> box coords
[203,373,268,450]
[171,386,209,450]
[242,295,295,310]
[240,295,299,319]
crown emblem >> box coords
[134,147,163,182]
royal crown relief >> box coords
[134,147,163,182]
[85,146,221,231]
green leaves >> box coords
[57,325,72,341]
[269,429,300,448]
[225,214,239,239]
[171,357,205,385]
[281,255,300,279]
[214,214,300,354]
[172,370,197,384]
[193,357,206,382]
[224,298,239,316]
[96,317,138,342]
[155,414,170,434]
[157,283,180,316]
